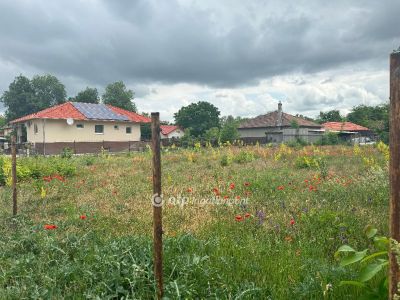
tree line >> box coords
[0,74,389,143]
[0,74,136,122]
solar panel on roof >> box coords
[72,102,129,121]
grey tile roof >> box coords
[239,111,321,129]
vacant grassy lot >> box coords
[0,144,389,299]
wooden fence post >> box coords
[390,48,400,299]
[11,134,17,216]
[151,112,163,299]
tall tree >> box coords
[174,101,220,137]
[219,115,240,143]
[102,81,137,112]
[0,75,36,121]
[74,87,99,103]
[316,110,343,123]
[31,74,66,110]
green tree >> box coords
[0,115,6,128]
[74,87,99,103]
[174,101,220,137]
[0,75,36,121]
[219,115,240,143]
[316,110,343,123]
[31,74,66,110]
[102,81,137,112]
[204,127,220,144]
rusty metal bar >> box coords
[390,49,400,299]
[11,134,17,216]
[151,112,163,299]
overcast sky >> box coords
[0,0,399,121]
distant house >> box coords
[322,121,374,142]
[238,102,323,143]
[160,125,184,139]
[10,102,150,154]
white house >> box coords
[10,102,150,154]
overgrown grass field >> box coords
[0,144,390,299]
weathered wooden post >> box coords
[390,48,400,299]
[151,112,163,299]
[11,133,17,216]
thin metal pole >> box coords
[151,112,163,299]
[42,119,46,155]
[390,49,400,299]
[11,134,17,216]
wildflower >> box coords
[213,187,220,196]
[40,186,46,199]
[229,183,235,190]
[290,218,295,226]
[187,187,193,193]
[223,195,229,199]
[235,215,243,222]
[236,195,241,200]
[256,210,266,225]
[277,185,284,190]
[244,212,251,218]
[43,176,52,182]
[44,224,57,230]
[244,182,250,187]
[79,215,87,220]
[285,236,293,242]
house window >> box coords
[126,126,132,134]
[95,125,104,134]
[76,124,84,129]
[114,125,119,130]
[34,124,38,134]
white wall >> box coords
[25,119,141,142]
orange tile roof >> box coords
[322,122,369,131]
[160,125,180,135]
[10,102,151,124]
[107,105,151,123]
[10,102,86,123]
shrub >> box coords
[220,154,231,166]
[233,150,255,164]
[60,147,73,159]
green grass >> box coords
[0,145,389,299]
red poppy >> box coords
[44,224,57,230]
[277,186,284,190]
[43,176,52,182]
[244,182,250,187]
[223,195,229,199]
[229,183,235,189]
[235,215,243,222]
[187,188,193,193]
[244,212,251,218]
[290,219,295,225]
[79,215,87,220]
[213,187,220,196]
[304,179,309,183]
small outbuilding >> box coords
[160,125,184,139]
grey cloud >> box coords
[0,0,399,91]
